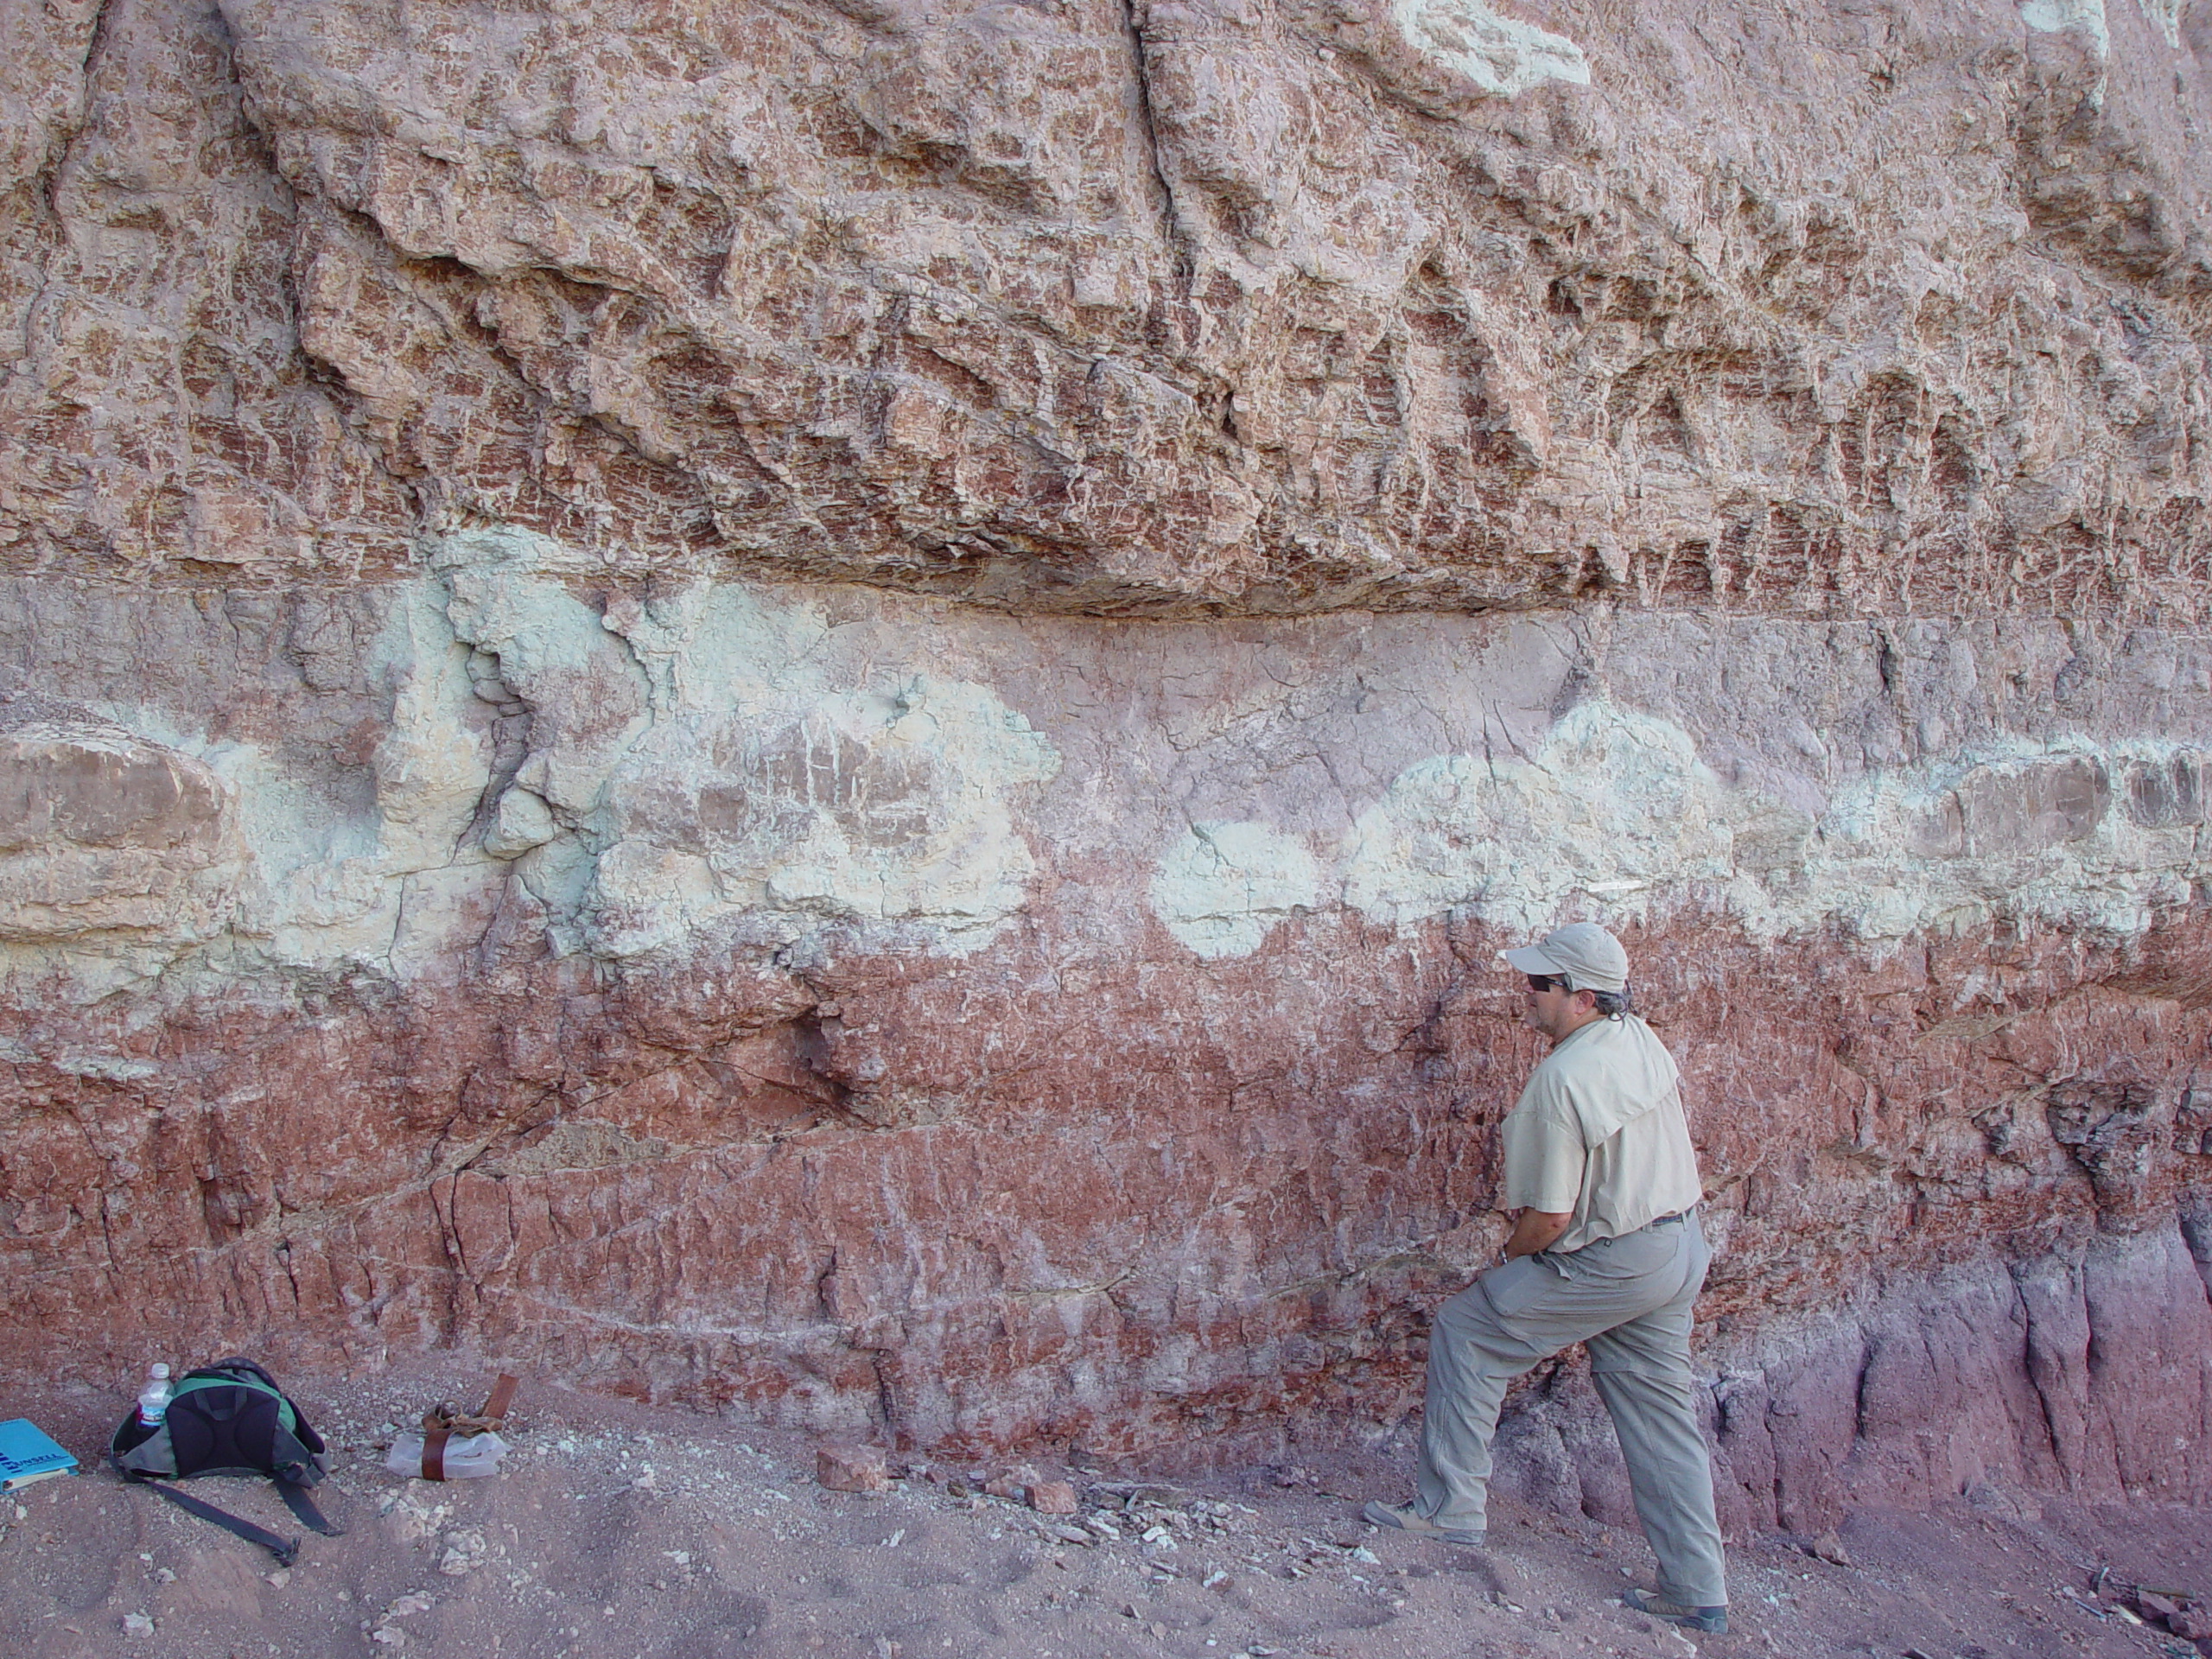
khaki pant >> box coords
[1414,1210,1727,1607]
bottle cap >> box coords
[149,1363,170,1378]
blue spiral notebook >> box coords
[0,1419,77,1490]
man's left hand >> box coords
[1501,1207,1572,1261]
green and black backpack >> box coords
[111,1357,343,1564]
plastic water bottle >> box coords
[137,1363,172,1427]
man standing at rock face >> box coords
[1362,921,1729,1636]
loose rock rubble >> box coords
[0,1367,2206,1659]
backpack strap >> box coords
[111,1452,299,1567]
[204,1357,283,1391]
[173,1367,300,1440]
[274,1473,343,1537]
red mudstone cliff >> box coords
[0,0,2208,1533]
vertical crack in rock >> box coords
[2180,1201,2212,1301]
[2010,1255,2086,1484]
[48,0,117,208]
[1119,0,1183,257]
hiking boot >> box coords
[1623,1587,1728,1633]
[1358,1499,1485,1547]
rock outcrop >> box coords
[10,0,2211,611]
[1,0,2209,1530]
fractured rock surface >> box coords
[0,0,2209,1533]
[3,0,2209,609]
[3,571,2209,1528]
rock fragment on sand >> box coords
[440,1527,488,1574]
[985,1463,1043,1501]
[1030,1479,1079,1515]
[817,1443,891,1492]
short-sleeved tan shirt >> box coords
[1500,1013,1704,1255]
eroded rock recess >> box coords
[1,0,2209,1532]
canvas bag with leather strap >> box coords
[111,1357,342,1566]
[413,1372,518,1479]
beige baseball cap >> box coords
[1503,921,1630,993]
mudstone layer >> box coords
[0,0,2209,1533]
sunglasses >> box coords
[1525,973,1573,993]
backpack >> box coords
[111,1357,343,1565]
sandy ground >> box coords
[0,1361,2207,1659]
